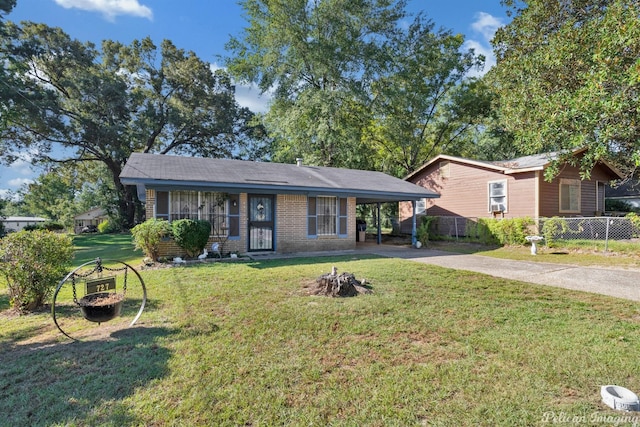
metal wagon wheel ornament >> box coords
[52,258,147,341]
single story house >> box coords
[399,150,623,232]
[120,153,439,257]
[1,216,48,232]
[74,207,108,233]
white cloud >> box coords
[234,84,271,114]
[471,12,503,42]
[8,177,34,188]
[464,12,504,77]
[463,39,496,76]
[54,0,153,21]
[209,63,272,114]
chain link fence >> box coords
[427,216,640,247]
[538,217,640,242]
[355,213,640,250]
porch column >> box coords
[412,200,417,245]
[377,202,382,244]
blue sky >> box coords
[1,0,508,197]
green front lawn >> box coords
[72,232,141,266]
[1,254,639,425]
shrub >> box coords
[487,217,534,246]
[23,222,65,232]
[131,219,171,261]
[42,221,65,232]
[541,217,569,248]
[98,217,120,234]
[474,219,500,245]
[171,219,211,258]
[625,212,640,238]
[416,216,436,246]
[0,230,74,313]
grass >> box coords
[2,242,640,425]
[71,233,141,266]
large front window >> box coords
[155,190,239,237]
[560,179,581,213]
[308,196,348,237]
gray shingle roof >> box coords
[120,153,439,203]
[492,152,561,169]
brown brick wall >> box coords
[275,194,356,253]
[146,190,355,258]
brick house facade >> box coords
[121,153,438,258]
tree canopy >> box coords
[366,17,491,176]
[226,0,490,176]
[489,0,640,179]
[0,22,266,227]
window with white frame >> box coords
[488,180,507,212]
[415,198,427,215]
[559,178,581,213]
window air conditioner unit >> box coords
[491,204,503,213]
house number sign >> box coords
[85,276,116,295]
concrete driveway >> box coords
[362,245,640,302]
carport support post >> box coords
[376,203,382,244]
[411,200,417,246]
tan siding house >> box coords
[121,153,438,258]
[400,150,622,232]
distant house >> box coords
[120,153,439,257]
[2,216,48,233]
[399,150,623,232]
[74,208,108,233]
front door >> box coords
[248,195,274,251]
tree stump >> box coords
[310,266,372,297]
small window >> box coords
[560,179,581,213]
[307,197,317,236]
[156,191,169,220]
[415,198,427,215]
[338,198,348,236]
[488,180,507,213]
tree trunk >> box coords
[310,267,372,297]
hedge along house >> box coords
[120,153,439,257]
[398,149,623,232]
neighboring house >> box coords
[2,216,48,232]
[399,150,623,232]
[74,208,108,233]
[605,181,640,211]
[120,153,439,257]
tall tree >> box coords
[225,0,407,168]
[0,0,17,135]
[226,1,491,175]
[18,168,77,225]
[366,16,490,176]
[1,23,265,228]
[489,0,640,179]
